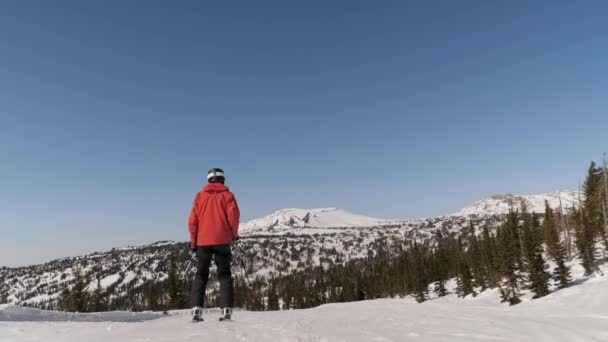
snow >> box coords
[241,191,581,234]
[3,264,608,342]
[20,293,60,306]
[240,191,580,235]
[240,208,393,233]
[452,190,580,217]
[0,305,164,322]
[99,274,120,288]
[121,271,136,285]
[148,241,177,248]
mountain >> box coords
[0,190,577,310]
[240,207,393,233]
[240,190,582,235]
[1,215,482,309]
[451,190,580,217]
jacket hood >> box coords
[203,183,229,193]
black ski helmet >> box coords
[207,168,225,184]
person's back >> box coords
[188,168,240,321]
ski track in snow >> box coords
[2,271,608,342]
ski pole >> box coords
[181,252,197,282]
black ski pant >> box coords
[190,244,234,309]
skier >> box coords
[188,168,240,322]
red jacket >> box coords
[188,183,240,247]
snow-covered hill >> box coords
[1,214,489,309]
[3,261,607,342]
[240,207,392,233]
[239,190,581,234]
[0,190,577,310]
[452,190,580,217]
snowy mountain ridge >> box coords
[240,207,393,233]
[1,214,487,309]
[451,190,580,217]
[0,190,577,310]
[240,190,581,233]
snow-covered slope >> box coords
[452,190,580,217]
[1,190,579,310]
[3,262,608,342]
[0,305,164,322]
[2,214,486,310]
[240,207,392,233]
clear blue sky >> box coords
[1,1,607,266]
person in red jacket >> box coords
[188,168,240,321]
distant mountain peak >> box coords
[240,207,391,233]
[452,190,580,217]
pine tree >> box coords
[455,239,475,298]
[506,209,523,267]
[145,282,161,311]
[601,158,608,249]
[432,231,449,297]
[60,285,71,312]
[583,162,608,251]
[409,243,428,303]
[466,221,486,290]
[542,201,572,288]
[431,250,448,298]
[456,258,475,298]
[283,278,294,309]
[497,210,522,305]
[90,278,105,312]
[266,281,280,311]
[521,210,550,299]
[167,256,185,309]
[574,207,596,275]
[480,226,499,288]
[68,268,89,312]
